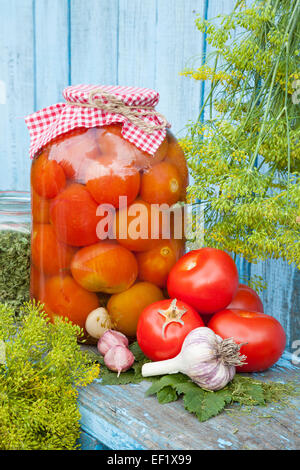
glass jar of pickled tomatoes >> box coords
[28,86,188,341]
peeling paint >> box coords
[217,438,233,448]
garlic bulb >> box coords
[142,327,247,391]
[97,329,129,356]
[104,345,135,377]
[85,307,112,339]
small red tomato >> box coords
[31,151,66,199]
[208,308,286,372]
[137,298,204,361]
[136,239,184,288]
[167,247,239,315]
[140,161,182,206]
[227,283,264,313]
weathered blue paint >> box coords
[79,405,146,450]
[79,430,111,450]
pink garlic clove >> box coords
[104,345,135,377]
[97,329,129,356]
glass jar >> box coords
[0,191,31,233]
[30,125,188,340]
[0,191,31,311]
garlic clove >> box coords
[104,345,135,377]
[85,307,112,339]
[97,329,129,356]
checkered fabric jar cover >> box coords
[25,84,170,158]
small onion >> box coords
[85,308,112,339]
[142,327,247,391]
[97,329,129,356]
[104,345,135,377]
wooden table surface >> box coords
[78,351,300,450]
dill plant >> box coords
[181,0,300,268]
[0,301,100,450]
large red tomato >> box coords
[137,298,204,361]
[85,155,141,208]
[31,151,66,199]
[227,283,264,312]
[50,184,101,246]
[167,248,239,314]
[208,308,286,372]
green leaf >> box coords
[129,342,147,362]
[175,381,232,422]
[101,369,143,386]
[156,386,178,404]
[145,374,188,397]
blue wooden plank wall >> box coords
[0,0,207,190]
[0,0,298,348]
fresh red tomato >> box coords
[227,283,264,312]
[201,283,264,325]
[208,308,286,372]
[167,247,239,315]
[137,298,204,361]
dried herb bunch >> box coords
[0,231,31,311]
[181,0,300,267]
[0,301,100,450]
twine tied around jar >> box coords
[65,88,169,134]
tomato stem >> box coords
[158,298,187,338]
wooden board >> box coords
[78,351,300,450]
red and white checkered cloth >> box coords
[25,84,170,158]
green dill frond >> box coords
[0,301,100,450]
[181,0,300,268]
